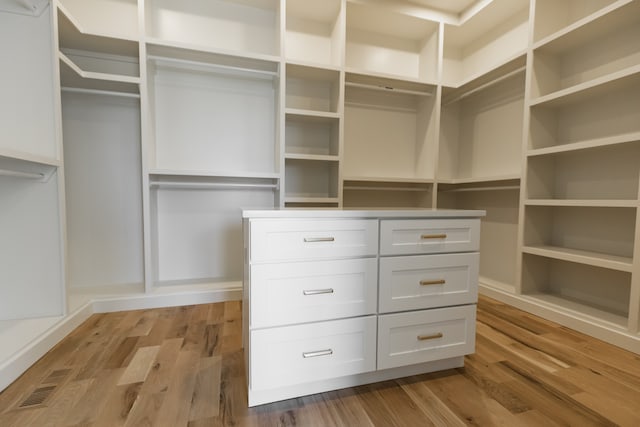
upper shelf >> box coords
[0,151,59,182]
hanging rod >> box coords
[61,86,140,99]
[0,168,45,180]
[147,55,278,78]
[345,82,433,97]
[343,185,431,192]
[443,66,526,106]
[150,181,278,190]
[440,185,520,193]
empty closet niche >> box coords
[533,0,619,44]
[521,253,631,328]
[438,185,520,292]
[527,143,640,202]
[58,0,138,41]
[57,4,140,89]
[62,92,144,303]
[0,4,57,160]
[528,72,640,151]
[345,2,438,82]
[531,0,640,99]
[344,73,438,181]
[523,205,636,272]
[442,0,529,87]
[0,162,63,320]
[284,159,339,206]
[439,57,525,182]
[147,48,279,176]
[285,113,339,157]
[144,0,280,57]
[286,0,343,66]
[151,176,277,286]
[343,180,433,208]
[286,63,341,114]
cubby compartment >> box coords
[147,48,279,176]
[344,73,437,181]
[527,143,640,202]
[528,72,640,150]
[439,58,525,182]
[61,92,144,296]
[285,0,343,66]
[58,0,138,41]
[284,158,339,204]
[144,0,280,57]
[531,0,640,99]
[1,5,57,161]
[521,253,631,328]
[442,0,529,87]
[150,176,277,286]
[285,63,341,114]
[345,2,439,82]
[343,179,433,208]
[438,184,520,293]
[533,0,619,44]
[523,205,636,269]
[285,113,339,157]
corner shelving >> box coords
[345,2,439,82]
[285,0,343,67]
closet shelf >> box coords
[529,64,640,108]
[343,176,434,184]
[345,69,437,92]
[522,245,633,273]
[285,59,341,73]
[149,170,280,180]
[284,153,339,162]
[59,52,139,94]
[525,199,637,208]
[284,109,340,119]
[532,0,638,51]
[437,174,521,185]
[0,152,59,182]
[526,293,629,329]
[284,197,339,204]
[527,132,640,157]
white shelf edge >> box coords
[443,49,527,91]
[529,64,640,107]
[284,154,340,162]
[59,51,140,85]
[148,170,281,180]
[437,174,521,184]
[527,132,640,157]
[525,199,637,208]
[343,176,435,184]
[284,58,342,73]
[532,0,635,50]
[284,108,340,119]
[284,197,340,204]
[0,149,60,168]
[522,245,633,272]
[344,67,437,87]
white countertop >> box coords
[242,208,485,219]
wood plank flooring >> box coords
[1,296,640,426]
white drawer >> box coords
[379,253,479,313]
[377,305,476,370]
[250,316,377,391]
[380,219,480,255]
[250,258,378,328]
[250,219,378,262]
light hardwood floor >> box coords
[1,296,639,426]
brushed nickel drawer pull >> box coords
[417,333,443,341]
[304,237,335,243]
[420,279,446,286]
[421,233,447,239]
[302,349,333,358]
[303,288,334,296]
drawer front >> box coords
[380,219,480,255]
[250,316,377,391]
[250,258,378,328]
[250,219,378,262]
[377,305,476,370]
[379,253,479,313]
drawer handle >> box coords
[417,333,443,341]
[420,279,446,286]
[302,349,333,358]
[421,234,447,240]
[303,288,334,296]
[304,237,335,243]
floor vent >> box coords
[19,385,56,408]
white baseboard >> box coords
[0,286,242,392]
